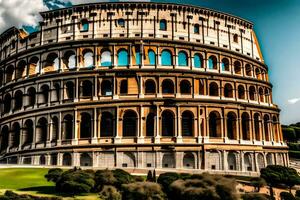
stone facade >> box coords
[0,2,288,175]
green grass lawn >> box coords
[0,168,99,200]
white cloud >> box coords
[0,0,48,33]
[288,98,300,104]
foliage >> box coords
[94,169,116,191]
[241,193,269,200]
[157,172,181,196]
[295,190,300,198]
[153,170,157,182]
[250,177,266,192]
[280,192,296,200]
[282,127,297,142]
[45,168,63,183]
[122,182,165,200]
[99,185,121,200]
[146,170,153,182]
[112,169,134,189]
[0,190,62,200]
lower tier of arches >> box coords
[0,146,289,176]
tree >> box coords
[122,182,165,200]
[112,169,134,189]
[250,177,266,192]
[94,169,116,191]
[280,192,296,200]
[99,185,121,200]
[282,126,296,142]
[241,193,269,200]
[45,168,63,183]
[157,172,181,197]
[153,170,157,182]
[146,170,153,182]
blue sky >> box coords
[1,0,299,124]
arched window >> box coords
[40,155,46,165]
[135,46,141,65]
[27,87,36,107]
[162,79,174,94]
[64,51,76,69]
[29,56,40,75]
[101,50,112,67]
[101,112,114,137]
[207,56,217,70]
[81,80,93,97]
[161,50,172,66]
[234,61,242,74]
[273,116,279,142]
[52,117,59,141]
[6,65,14,83]
[123,110,138,137]
[238,85,245,99]
[249,86,256,101]
[118,18,125,27]
[178,51,188,66]
[209,111,221,138]
[227,152,237,170]
[255,68,261,80]
[11,122,20,148]
[3,94,11,113]
[101,80,112,96]
[40,85,49,104]
[159,19,167,31]
[81,19,89,31]
[245,64,252,76]
[221,58,230,71]
[242,113,250,140]
[259,87,264,102]
[193,53,203,68]
[194,24,200,34]
[180,80,191,94]
[83,50,93,68]
[120,80,128,94]
[146,113,155,137]
[227,112,237,140]
[0,126,9,151]
[62,153,72,166]
[148,50,156,65]
[23,120,33,145]
[264,115,270,141]
[265,89,270,103]
[145,80,156,94]
[16,60,26,79]
[162,110,175,137]
[80,113,92,139]
[224,83,233,98]
[117,49,129,66]
[182,111,194,137]
[162,153,175,168]
[44,53,59,72]
[14,90,23,111]
[63,115,73,140]
[66,82,74,100]
[80,153,92,166]
[53,83,60,102]
[254,113,260,141]
[36,118,48,143]
[233,34,238,43]
[209,82,219,96]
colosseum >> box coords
[0,2,288,175]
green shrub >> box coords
[241,193,269,200]
[45,168,63,183]
[112,169,134,189]
[280,192,296,200]
[94,169,116,191]
[122,182,165,200]
[0,190,62,200]
[295,190,300,198]
[133,175,144,182]
[99,186,121,200]
[157,172,181,195]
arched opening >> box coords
[123,110,138,137]
[52,117,59,141]
[6,65,14,82]
[53,83,60,102]
[224,83,233,98]
[40,155,46,165]
[234,61,242,74]
[66,81,74,100]
[134,45,141,66]
[159,19,167,31]
[255,68,261,80]
[227,152,237,170]
[162,153,175,168]
[118,18,125,27]
[238,85,246,99]
[193,53,203,68]
[101,80,112,96]
[36,117,48,143]
[227,112,237,140]
[145,79,156,94]
[148,50,156,65]
[0,126,9,151]
[27,87,36,107]
[29,56,39,75]
[80,113,92,139]
[120,80,128,94]
[122,152,136,168]
[259,88,265,102]
[23,120,33,146]
[233,34,239,43]
[249,86,256,101]
[100,112,114,137]
[221,58,230,71]
[146,113,155,137]
[11,122,20,148]
[62,115,73,140]
[162,110,175,137]
[83,50,94,68]
[62,153,72,166]
[14,90,23,111]
[183,153,195,169]
[194,24,200,34]
[245,64,252,76]
[40,85,49,104]
[81,19,89,31]
[80,153,92,166]
[44,53,59,72]
[209,82,219,96]
[162,79,174,94]
[244,153,252,171]
[254,113,261,141]
[161,50,172,66]
[207,55,217,70]
[182,111,194,137]
[199,80,205,95]
[265,89,270,104]
[257,153,265,170]
[264,115,270,141]
[209,111,221,138]
[273,116,279,142]
[178,51,188,66]
[16,60,26,79]
[81,80,93,97]
[266,153,273,166]
[101,50,112,66]
[63,51,76,69]
[0,70,3,86]
[242,112,250,140]
[3,94,11,113]
[117,49,129,66]
[180,80,191,94]
[50,154,57,165]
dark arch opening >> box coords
[162,110,175,137]
[224,83,233,98]
[146,113,155,137]
[63,115,73,140]
[27,87,36,107]
[209,82,219,96]
[80,113,92,139]
[36,118,48,143]
[81,80,93,97]
[162,79,174,94]
[209,111,221,138]
[123,110,138,137]
[101,80,112,96]
[180,80,191,94]
[242,113,250,140]
[100,112,114,137]
[145,80,156,94]
[227,112,237,140]
[182,111,194,137]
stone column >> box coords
[155,105,161,143]
[91,108,98,144]
[114,107,121,143]
[177,107,182,143]
[137,106,144,143]
[72,110,79,145]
